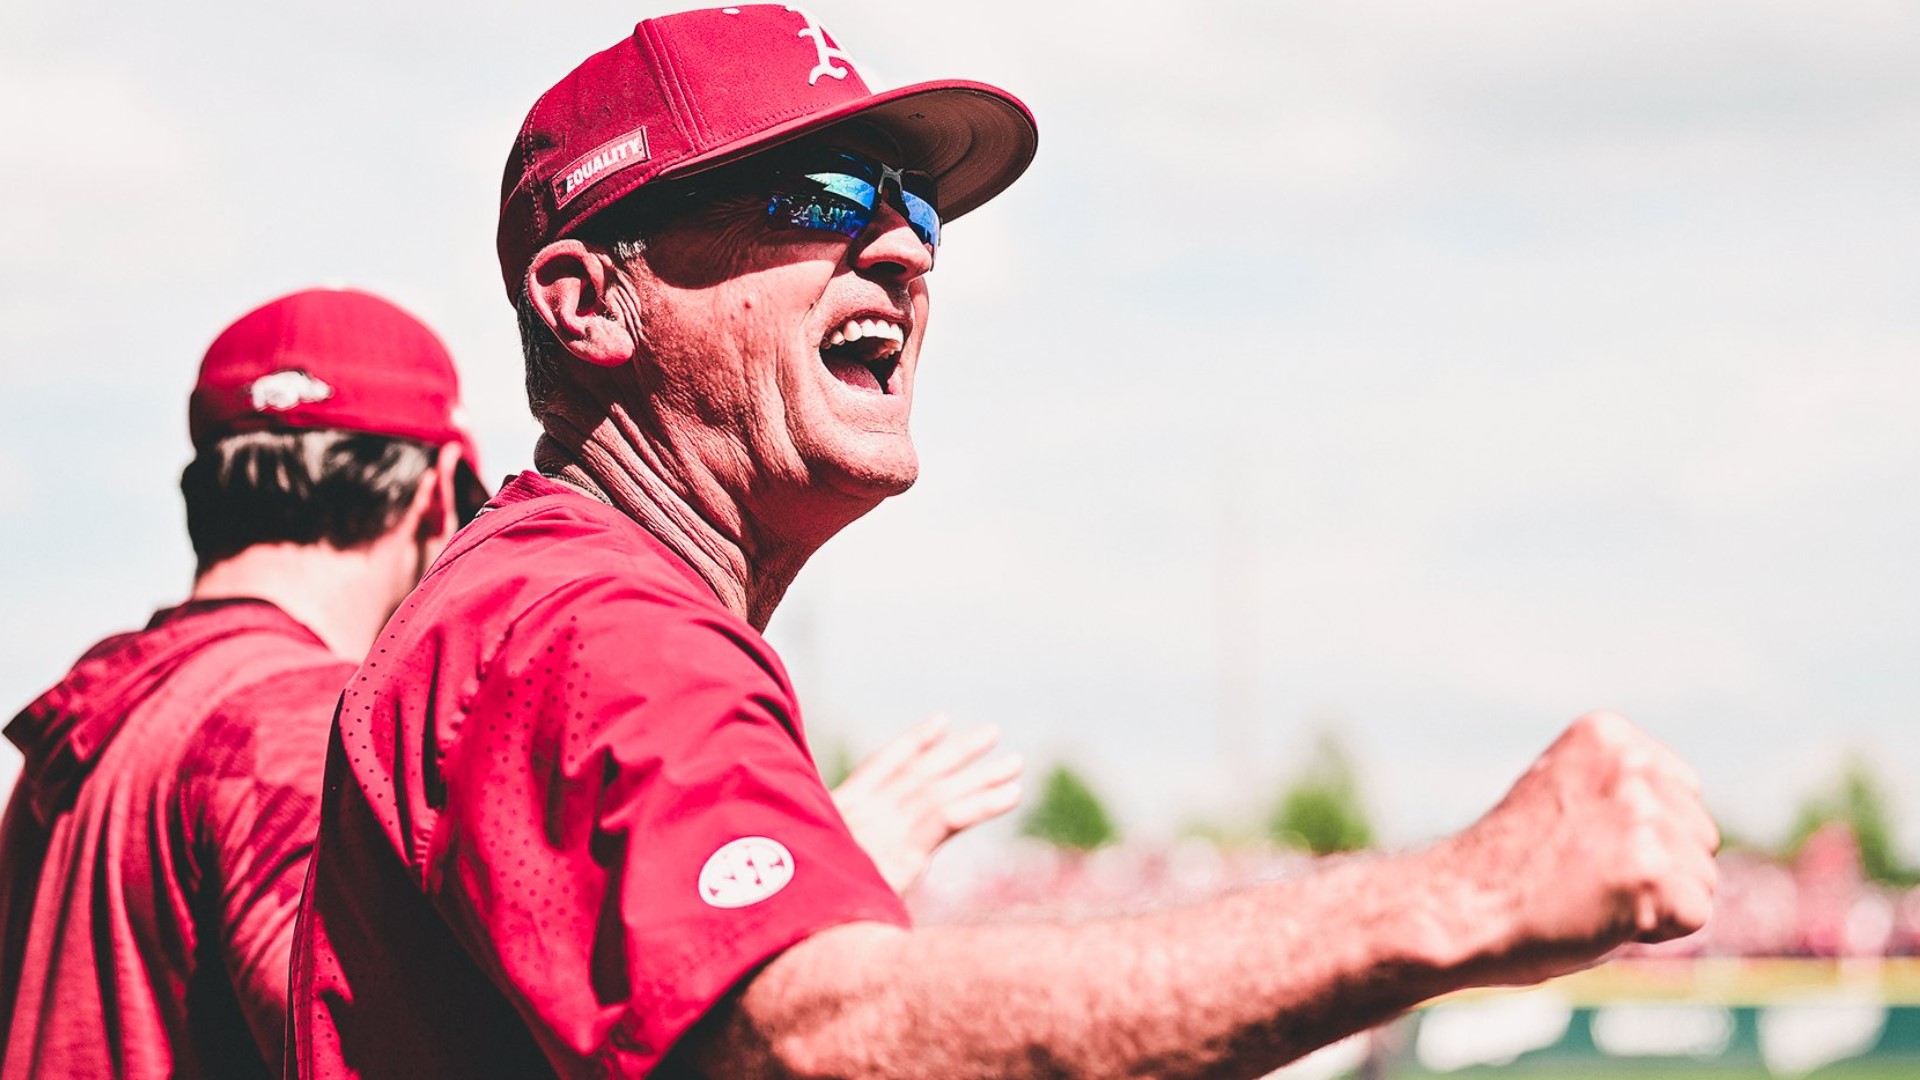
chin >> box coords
[838,453,919,500]
[818,436,919,504]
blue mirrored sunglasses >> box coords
[764,150,942,253]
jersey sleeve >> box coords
[185,661,352,1072]
[420,576,909,1078]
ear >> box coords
[408,442,465,544]
[526,239,640,368]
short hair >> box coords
[181,429,436,573]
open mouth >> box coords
[819,316,903,395]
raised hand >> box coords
[832,715,1023,895]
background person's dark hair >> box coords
[181,429,436,574]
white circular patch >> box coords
[698,837,795,909]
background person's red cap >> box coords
[189,287,489,510]
[496,3,1038,299]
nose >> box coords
[853,200,934,283]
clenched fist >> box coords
[1439,711,1720,985]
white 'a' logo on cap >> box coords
[785,5,859,86]
[249,370,333,412]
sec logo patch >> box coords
[699,837,795,909]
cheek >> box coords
[657,282,818,458]
[639,295,768,422]
[909,282,931,356]
[703,214,779,279]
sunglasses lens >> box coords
[767,157,942,250]
[769,173,874,238]
[898,190,941,250]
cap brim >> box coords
[657,79,1038,222]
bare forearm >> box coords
[698,844,1493,1079]
[690,713,1718,1079]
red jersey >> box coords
[288,472,909,1079]
[0,600,351,1080]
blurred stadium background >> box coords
[894,754,1920,1079]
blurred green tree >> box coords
[1268,732,1374,856]
[1021,764,1118,851]
[1787,755,1916,886]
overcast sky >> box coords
[3,1,1917,857]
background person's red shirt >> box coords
[0,600,350,1079]
[289,473,910,1079]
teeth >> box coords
[825,317,906,348]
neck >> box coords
[536,390,840,631]
[189,542,402,660]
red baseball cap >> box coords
[189,287,488,511]
[496,3,1038,299]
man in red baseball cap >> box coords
[0,276,1013,1080]
[292,6,1718,1079]
[0,287,485,1079]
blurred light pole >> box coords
[1215,444,1260,813]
